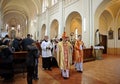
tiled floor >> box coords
[0,54,120,84]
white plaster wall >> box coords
[93,0,111,47]
[28,20,37,39]
[39,12,47,36]
[0,13,2,33]
[108,40,115,48]
[64,0,90,47]
[39,1,64,39]
[92,0,104,15]
[38,0,109,48]
[38,0,101,47]
[49,4,62,38]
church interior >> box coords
[0,0,120,84]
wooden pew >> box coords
[13,51,28,59]
[0,50,28,78]
[13,51,28,75]
[83,47,95,62]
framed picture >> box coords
[108,29,113,39]
[118,28,120,40]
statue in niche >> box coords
[10,30,16,39]
[108,29,113,39]
[118,28,120,40]
[95,29,100,46]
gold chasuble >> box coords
[74,40,84,62]
[57,41,72,70]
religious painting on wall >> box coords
[118,28,120,40]
[108,29,114,39]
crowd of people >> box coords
[40,32,85,79]
[0,32,85,84]
[0,34,39,84]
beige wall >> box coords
[23,0,120,56]
[107,48,120,55]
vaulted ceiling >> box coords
[0,0,120,35]
[0,0,41,20]
[99,0,120,35]
[0,0,41,27]
[106,0,120,18]
[0,0,42,37]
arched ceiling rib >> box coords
[4,12,26,25]
[3,5,28,20]
[106,0,120,18]
[0,0,41,20]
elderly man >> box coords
[57,32,73,79]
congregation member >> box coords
[21,34,39,84]
[12,37,21,51]
[0,39,14,80]
[2,34,10,45]
[57,32,73,79]
[41,36,52,71]
[26,43,39,84]
[21,34,34,51]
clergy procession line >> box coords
[41,32,85,79]
[0,32,85,84]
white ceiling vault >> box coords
[0,0,41,19]
[0,0,41,37]
[0,0,120,37]
[106,0,120,18]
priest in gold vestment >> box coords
[57,32,73,79]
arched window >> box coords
[52,0,58,6]
[42,0,48,13]
[75,28,78,39]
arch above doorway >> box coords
[95,0,120,55]
[41,24,46,40]
[65,11,82,40]
[50,19,59,39]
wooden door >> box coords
[100,35,107,54]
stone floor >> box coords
[0,54,120,84]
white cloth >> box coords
[76,62,83,71]
[94,46,104,49]
[80,45,83,50]
[41,40,52,58]
[61,69,69,78]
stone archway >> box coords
[41,24,46,40]
[99,10,113,35]
[95,0,120,55]
[65,11,82,40]
[50,19,59,39]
